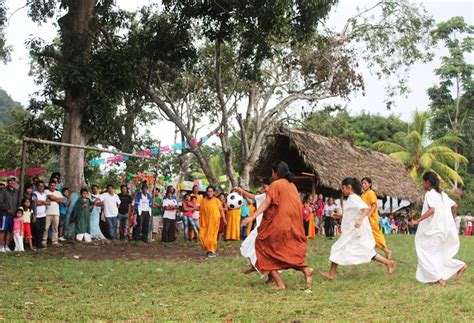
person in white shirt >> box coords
[96,184,121,240]
[42,180,64,246]
[162,192,178,242]
[133,184,152,242]
[454,214,462,235]
[33,181,49,249]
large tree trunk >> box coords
[62,106,87,191]
[56,0,96,192]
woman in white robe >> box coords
[235,177,274,276]
[411,172,467,287]
[89,188,106,240]
[320,178,395,280]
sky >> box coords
[0,0,472,148]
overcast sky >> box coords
[0,0,472,146]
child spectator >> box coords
[13,209,24,252]
[240,197,250,240]
[182,193,199,242]
[191,196,200,241]
[20,198,35,251]
[59,187,70,241]
[302,200,311,236]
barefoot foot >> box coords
[387,260,395,277]
[319,271,335,281]
[303,267,314,289]
[456,265,468,279]
[386,249,393,260]
[437,279,446,287]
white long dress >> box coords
[415,189,465,283]
[240,193,266,273]
[329,194,377,265]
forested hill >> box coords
[0,88,21,126]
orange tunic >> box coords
[361,189,387,249]
[225,208,241,240]
[255,179,307,273]
[199,197,222,253]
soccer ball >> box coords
[227,192,243,210]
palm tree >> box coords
[374,111,468,186]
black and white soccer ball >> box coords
[227,192,243,210]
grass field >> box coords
[0,235,472,321]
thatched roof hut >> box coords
[252,128,422,202]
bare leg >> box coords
[28,238,34,250]
[269,271,285,289]
[456,264,468,279]
[319,262,338,280]
[382,247,393,260]
[265,274,274,285]
[373,254,395,276]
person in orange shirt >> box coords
[361,177,392,260]
[199,186,226,258]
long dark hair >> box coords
[271,160,295,183]
[422,172,441,193]
[361,176,372,189]
[262,177,274,186]
[341,177,362,195]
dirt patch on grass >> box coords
[30,240,242,262]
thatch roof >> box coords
[252,128,423,202]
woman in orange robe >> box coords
[225,206,241,240]
[361,177,392,260]
[242,161,313,289]
[199,186,226,258]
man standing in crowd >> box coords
[162,191,179,242]
[151,188,163,242]
[42,180,64,247]
[97,184,121,240]
[0,176,18,252]
[133,183,152,242]
[117,185,132,241]
[33,181,48,248]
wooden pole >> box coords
[18,139,28,205]
[22,137,156,160]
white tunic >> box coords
[329,194,376,265]
[240,193,266,273]
[415,189,465,283]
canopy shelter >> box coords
[252,128,423,203]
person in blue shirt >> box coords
[58,187,70,241]
[240,197,251,240]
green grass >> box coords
[0,235,472,321]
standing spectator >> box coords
[218,193,228,241]
[32,176,40,192]
[182,193,199,242]
[133,184,152,242]
[117,185,133,241]
[58,187,70,241]
[313,194,325,236]
[13,208,24,252]
[465,212,473,236]
[302,199,311,236]
[42,180,64,247]
[190,185,203,205]
[50,172,63,191]
[324,198,337,240]
[97,184,121,240]
[90,185,106,240]
[162,191,178,242]
[399,216,409,234]
[240,197,250,240]
[70,188,92,242]
[151,188,163,242]
[191,196,200,239]
[20,197,35,251]
[454,214,462,235]
[390,215,398,234]
[23,184,37,217]
[32,181,48,249]
[0,176,18,252]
